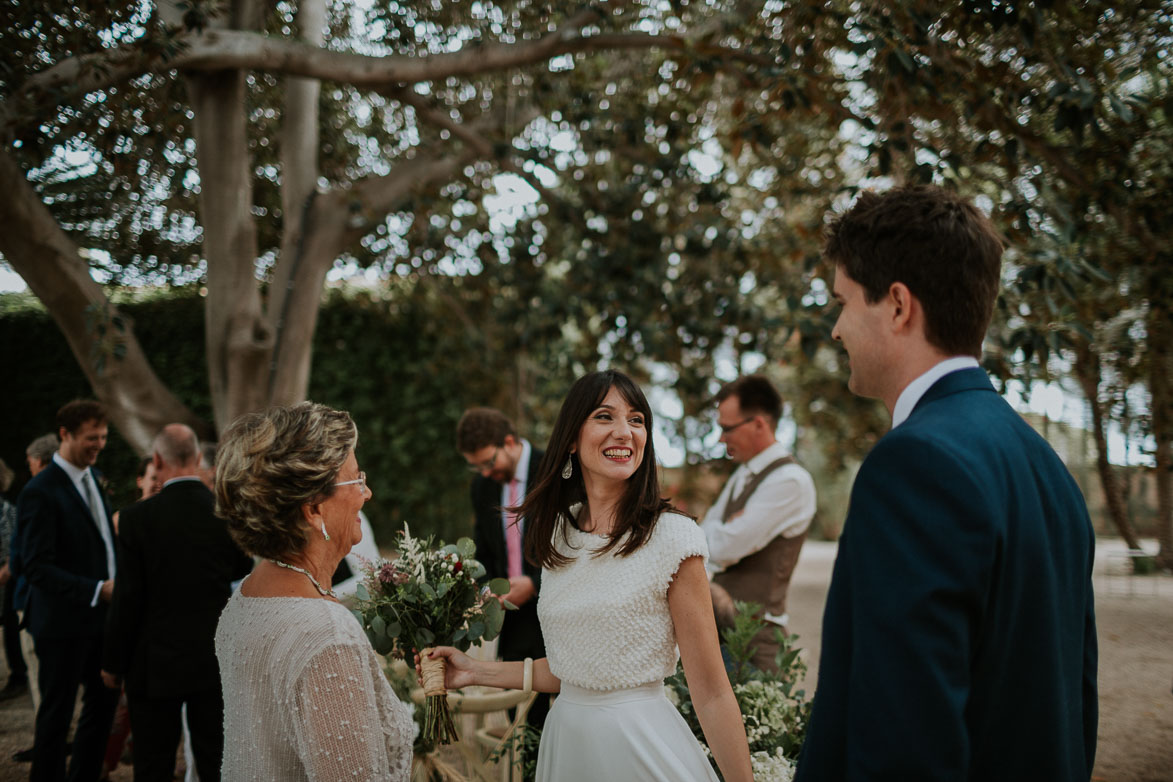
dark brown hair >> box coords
[715,375,782,425]
[522,370,675,569]
[455,407,517,454]
[824,184,1004,358]
[56,399,107,435]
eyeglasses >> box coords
[718,417,757,434]
[334,471,367,492]
[466,446,500,474]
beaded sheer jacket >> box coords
[215,591,414,781]
[538,511,709,690]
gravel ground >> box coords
[0,538,1168,781]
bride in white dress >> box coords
[427,370,752,781]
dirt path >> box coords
[0,538,1168,781]
[786,539,1173,782]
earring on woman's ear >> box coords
[321,522,330,542]
[561,456,573,480]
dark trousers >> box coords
[2,581,27,680]
[31,635,119,782]
[127,687,224,782]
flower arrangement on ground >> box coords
[353,526,511,745]
[666,601,810,781]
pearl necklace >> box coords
[268,559,337,599]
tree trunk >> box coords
[1074,343,1143,549]
[0,149,204,452]
[1149,308,1173,571]
[187,66,271,433]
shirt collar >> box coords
[891,356,980,429]
[162,475,203,489]
[52,451,89,485]
[514,439,531,486]
[744,441,791,475]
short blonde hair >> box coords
[215,402,356,559]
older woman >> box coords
[214,402,413,780]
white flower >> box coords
[750,749,796,782]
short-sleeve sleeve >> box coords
[647,512,708,596]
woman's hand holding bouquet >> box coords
[353,526,512,744]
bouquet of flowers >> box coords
[353,526,511,745]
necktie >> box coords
[83,471,117,579]
[505,478,523,578]
[82,471,102,524]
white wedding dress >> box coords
[535,511,720,781]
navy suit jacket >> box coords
[103,479,253,698]
[471,447,545,661]
[797,369,1098,781]
[17,461,116,641]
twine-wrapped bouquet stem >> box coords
[419,647,458,744]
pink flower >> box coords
[378,562,408,586]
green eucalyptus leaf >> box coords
[374,635,395,656]
[371,614,386,639]
[489,577,510,596]
[355,582,370,602]
[483,597,504,633]
[457,537,476,559]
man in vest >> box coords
[700,375,817,672]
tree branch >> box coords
[12,18,767,132]
[0,148,204,449]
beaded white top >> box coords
[215,590,414,781]
[538,510,708,690]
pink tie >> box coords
[505,478,523,578]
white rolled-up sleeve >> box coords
[701,466,816,573]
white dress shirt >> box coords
[890,356,980,429]
[700,441,816,579]
[52,452,116,606]
[499,439,532,538]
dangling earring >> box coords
[561,456,573,480]
[321,522,330,542]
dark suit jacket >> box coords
[471,447,545,661]
[102,479,253,698]
[18,461,116,641]
[797,369,1098,781]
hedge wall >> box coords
[0,286,521,545]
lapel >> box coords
[908,367,996,421]
[525,448,545,488]
[46,462,94,523]
[46,461,111,544]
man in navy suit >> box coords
[796,185,1098,781]
[18,400,121,782]
[457,407,548,731]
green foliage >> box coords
[487,721,541,782]
[666,601,811,777]
[0,286,516,540]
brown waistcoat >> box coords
[711,456,806,620]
